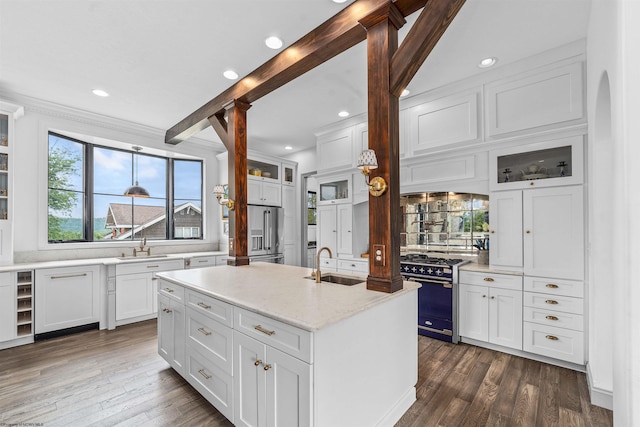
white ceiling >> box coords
[0,0,591,157]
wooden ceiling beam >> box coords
[390,0,466,97]
[164,0,429,145]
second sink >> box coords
[305,273,364,286]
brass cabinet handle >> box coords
[530,182,535,186]
[197,327,211,336]
[545,315,559,321]
[263,364,272,371]
[163,287,174,293]
[254,359,263,366]
[525,230,531,234]
[490,296,495,299]
[197,302,211,309]
[545,335,559,341]
[50,273,88,280]
[545,284,559,289]
[254,325,276,336]
[198,369,212,380]
[483,277,495,282]
[545,299,559,305]
[490,230,495,234]
[482,295,487,298]
[162,307,172,313]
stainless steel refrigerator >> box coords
[248,205,284,263]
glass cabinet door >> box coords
[318,177,351,204]
[0,114,8,220]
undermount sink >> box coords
[305,273,364,286]
[117,254,169,260]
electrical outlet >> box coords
[229,238,234,252]
[373,244,385,266]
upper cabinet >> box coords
[317,175,352,205]
[248,157,280,183]
[485,62,585,139]
[406,90,481,156]
[316,126,355,173]
[489,135,584,191]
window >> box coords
[307,191,317,225]
[47,132,203,243]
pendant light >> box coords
[124,146,150,198]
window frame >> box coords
[47,131,204,244]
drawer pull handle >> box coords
[50,273,87,280]
[197,327,211,336]
[482,295,487,298]
[163,287,174,293]
[198,369,212,380]
[545,335,559,341]
[545,284,559,289]
[545,315,559,321]
[162,307,172,313]
[263,364,272,371]
[490,296,495,299]
[197,302,211,309]
[254,359,263,366]
[147,265,160,268]
[483,277,495,282]
[545,299,559,305]
[254,325,276,336]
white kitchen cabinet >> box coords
[248,179,281,206]
[318,204,353,257]
[489,190,523,268]
[0,272,15,342]
[459,271,523,350]
[336,258,368,275]
[115,258,183,326]
[35,265,100,335]
[0,102,23,266]
[316,126,355,173]
[282,184,297,265]
[234,330,311,427]
[282,161,296,187]
[317,175,352,205]
[158,292,186,376]
[185,255,216,269]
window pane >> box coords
[93,147,132,195]
[174,160,202,200]
[48,189,84,241]
[48,134,83,191]
[138,154,167,199]
[174,200,201,239]
[98,195,168,240]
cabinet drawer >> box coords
[523,322,584,364]
[459,271,522,290]
[186,344,234,421]
[234,307,312,363]
[158,280,184,303]
[524,276,583,298]
[186,290,233,328]
[337,259,368,274]
[523,292,583,315]
[186,307,233,374]
[523,306,583,331]
[318,258,337,270]
[116,259,184,276]
[187,256,217,269]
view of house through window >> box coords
[47,133,203,242]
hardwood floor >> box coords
[0,320,612,426]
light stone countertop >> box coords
[0,251,227,273]
[156,263,420,332]
[459,262,523,276]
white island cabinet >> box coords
[156,263,419,427]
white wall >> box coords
[587,0,640,423]
[6,94,223,262]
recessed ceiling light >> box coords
[332,0,348,3]
[400,89,410,97]
[338,111,349,117]
[92,89,109,97]
[265,36,283,50]
[478,57,497,68]
[223,70,239,80]
[284,145,293,150]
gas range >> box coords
[400,254,467,282]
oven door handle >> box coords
[407,277,453,288]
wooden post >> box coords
[359,4,405,293]
[209,100,251,266]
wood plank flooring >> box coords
[0,320,612,426]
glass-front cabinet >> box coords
[248,158,280,182]
[0,114,8,220]
[401,192,489,254]
[318,175,351,205]
[490,135,584,191]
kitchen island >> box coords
[156,263,419,427]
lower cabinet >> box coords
[35,265,101,335]
[234,330,311,427]
[0,272,15,342]
[158,292,186,376]
[459,271,523,350]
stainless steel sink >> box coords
[304,273,364,286]
[117,254,169,260]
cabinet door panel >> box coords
[459,284,489,341]
[317,127,354,173]
[523,186,584,279]
[265,346,312,427]
[158,294,173,361]
[336,204,353,255]
[234,331,266,427]
[261,182,282,206]
[116,272,153,321]
[489,288,523,350]
[0,276,15,342]
[248,180,263,205]
[489,190,523,268]
[317,206,337,255]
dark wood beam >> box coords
[390,0,466,96]
[360,3,405,293]
[208,100,251,266]
[165,0,429,145]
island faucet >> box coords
[315,246,333,283]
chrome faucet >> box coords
[133,237,151,257]
[315,246,333,283]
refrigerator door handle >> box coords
[264,209,271,251]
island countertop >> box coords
[156,263,419,332]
